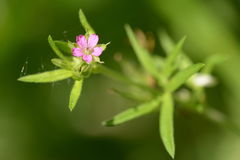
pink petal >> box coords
[76,35,87,48]
[72,48,83,57]
[82,54,93,64]
[87,34,99,48]
[92,47,103,56]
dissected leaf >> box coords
[160,93,175,158]
[18,69,72,83]
[48,35,67,60]
[79,9,95,34]
[125,25,163,84]
[69,79,84,111]
[103,96,162,126]
[54,41,72,54]
[166,63,205,92]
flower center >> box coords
[83,48,93,55]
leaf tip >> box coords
[102,120,115,127]
[124,24,131,32]
[69,106,74,112]
[169,148,175,159]
[17,77,24,82]
[79,8,84,15]
[48,35,52,41]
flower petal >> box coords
[72,48,84,57]
[92,47,103,56]
[76,35,87,48]
[87,34,99,48]
[82,54,93,64]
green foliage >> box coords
[18,69,72,83]
[51,58,70,69]
[48,35,67,60]
[69,79,84,111]
[166,63,205,92]
[125,25,163,84]
[160,93,175,158]
[18,9,109,111]
[54,41,72,55]
[202,55,227,73]
[103,96,161,126]
[79,9,95,35]
[17,9,231,159]
[111,88,150,102]
[106,26,208,158]
[163,36,186,77]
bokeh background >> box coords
[1,0,240,159]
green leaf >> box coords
[125,25,163,83]
[166,63,205,92]
[111,88,150,102]
[54,41,72,54]
[48,35,67,60]
[51,58,70,69]
[160,93,175,158]
[158,31,192,70]
[97,65,155,93]
[202,55,227,73]
[158,31,173,55]
[163,36,186,77]
[69,79,83,111]
[18,69,72,83]
[79,9,95,34]
[102,96,161,126]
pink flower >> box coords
[72,34,103,64]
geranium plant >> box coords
[18,9,236,159]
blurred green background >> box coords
[1,0,240,159]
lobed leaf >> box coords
[125,25,163,83]
[160,93,175,158]
[69,79,84,111]
[79,9,95,34]
[18,69,72,83]
[166,63,205,92]
[103,96,162,126]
